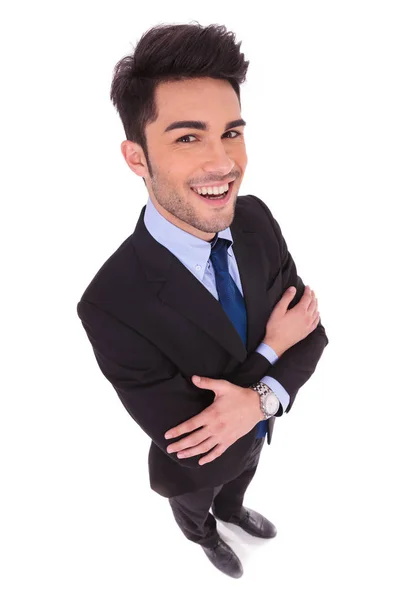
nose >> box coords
[201,139,235,176]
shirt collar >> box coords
[143,194,234,282]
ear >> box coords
[120,140,148,178]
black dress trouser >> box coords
[168,435,266,548]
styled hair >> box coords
[109,22,249,179]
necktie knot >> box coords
[210,235,230,251]
[209,237,231,273]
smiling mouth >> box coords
[190,180,234,200]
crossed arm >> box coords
[77,198,328,468]
[163,199,329,462]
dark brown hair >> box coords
[110,22,249,179]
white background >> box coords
[1,1,399,598]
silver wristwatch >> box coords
[249,382,280,420]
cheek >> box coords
[163,156,192,179]
[158,165,188,188]
[236,144,248,167]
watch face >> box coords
[266,393,279,414]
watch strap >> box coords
[249,381,280,419]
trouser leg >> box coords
[212,436,265,520]
[168,484,223,548]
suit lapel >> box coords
[132,203,271,363]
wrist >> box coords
[248,389,265,421]
[263,339,286,358]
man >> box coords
[77,23,328,578]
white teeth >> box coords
[192,183,230,195]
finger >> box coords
[307,294,318,314]
[301,285,313,309]
[192,375,229,395]
[312,312,320,328]
[198,444,226,466]
[176,436,215,459]
[304,288,318,313]
[275,286,296,312]
[166,429,209,454]
[165,412,208,440]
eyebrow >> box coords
[163,118,246,133]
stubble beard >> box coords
[150,175,237,234]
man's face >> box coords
[122,77,248,241]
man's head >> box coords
[110,23,249,241]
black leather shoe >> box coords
[201,535,243,578]
[212,505,277,539]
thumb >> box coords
[192,375,226,393]
[286,286,296,298]
[280,286,296,310]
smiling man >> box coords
[77,22,328,579]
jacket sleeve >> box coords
[77,299,274,469]
[248,195,329,413]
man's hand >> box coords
[264,285,320,356]
[164,375,263,466]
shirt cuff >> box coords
[255,342,279,364]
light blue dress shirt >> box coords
[143,195,290,415]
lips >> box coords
[190,179,235,194]
[191,180,234,207]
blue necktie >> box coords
[209,236,267,438]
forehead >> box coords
[153,77,241,125]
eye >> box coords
[177,134,197,143]
[224,130,242,139]
[176,130,242,143]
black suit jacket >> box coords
[77,194,329,497]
